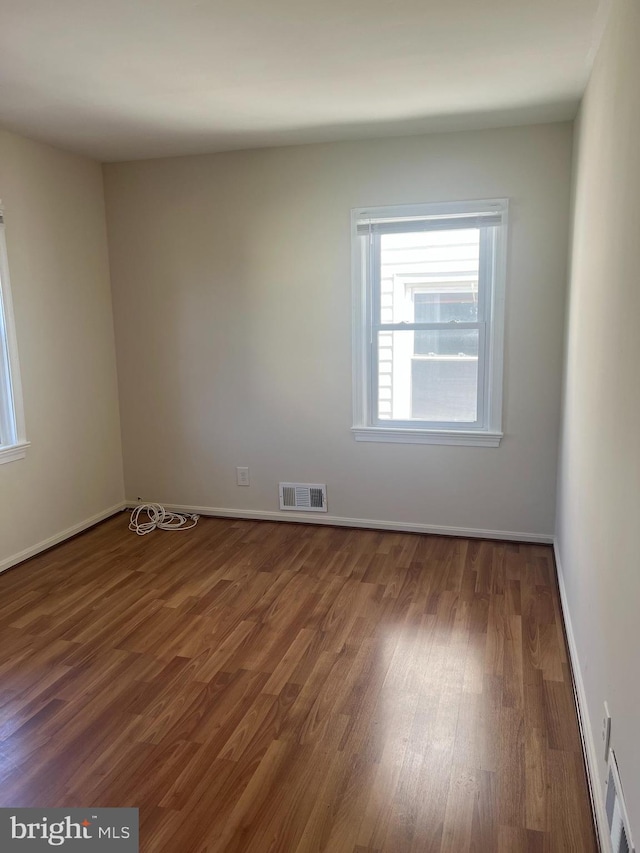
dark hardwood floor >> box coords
[0,514,597,852]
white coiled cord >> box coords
[129,503,200,536]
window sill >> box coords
[0,441,30,465]
[352,427,503,447]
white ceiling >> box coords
[0,0,604,162]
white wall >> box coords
[0,129,124,569]
[104,123,573,538]
[556,0,640,839]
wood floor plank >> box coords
[0,514,597,852]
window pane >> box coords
[414,327,479,357]
[413,291,477,324]
[377,330,479,423]
[379,229,479,324]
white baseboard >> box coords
[0,502,126,575]
[126,501,553,544]
[554,541,610,853]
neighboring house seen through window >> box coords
[352,199,508,446]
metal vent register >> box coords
[279,483,327,512]
[606,750,635,853]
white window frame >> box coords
[0,205,28,464]
[351,198,508,446]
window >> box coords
[352,199,507,446]
[0,206,27,463]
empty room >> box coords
[0,0,638,850]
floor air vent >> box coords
[279,482,327,512]
[606,750,635,853]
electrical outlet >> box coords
[236,467,250,486]
[602,701,611,762]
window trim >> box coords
[0,206,28,465]
[351,198,508,447]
